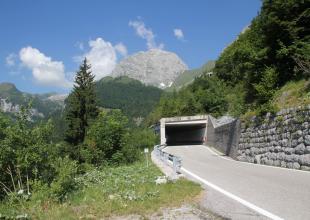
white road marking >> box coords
[181,167,284,220]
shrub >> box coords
[85,110,131,166]
[49,157,78,201]
[128,129,157,150]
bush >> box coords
[128,129,157,150]
[49,157,78,201]
[85,110,138,166]
[256,102,279,117]
[0,110,58,199]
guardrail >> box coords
[154,144,182,174]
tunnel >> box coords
[165,123,206,145]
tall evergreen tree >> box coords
[65,58,98,149]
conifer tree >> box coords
[65,58,98,149]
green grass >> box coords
[0,160,201,219]
[241,79,310,122]
[272,79,310,109]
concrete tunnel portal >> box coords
[160,115,208,146]
[165,124,206,145]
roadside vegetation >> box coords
[0,159,201,219]
[1,58,193,219]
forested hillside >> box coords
[214,0,309,113]
[95,76,162,124]
[147,0,310,124]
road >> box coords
[164,145,310,220]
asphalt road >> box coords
[164,145,310,220]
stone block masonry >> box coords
[237,105,310,171]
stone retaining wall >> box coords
[237,106,310,171]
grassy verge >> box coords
[272,79,310,109]
[0,159,201,219]
[241,79,310,122]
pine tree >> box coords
[65,58,98,150]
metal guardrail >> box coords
[154,144,182,174]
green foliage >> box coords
[272,79,310,109]
[214,0,309,114]
[95,76,162,125]
[65,58,98,150]
[0,160,201,219]
[254,67,279,104]
[128,128,157,150]
[190,75,228,117]
[0,105,58,200]
[0,112,9,140]
[84,110,140,166]
[147,75,228,124]
[256,102,279,117]
[225,83,246,117]
[49,157,78,201]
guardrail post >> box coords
[173,156,177,174]
[164,153,168,165]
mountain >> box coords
[95,76,162,125]
[111,49,188,88]
[0,82,65,119]
[166,60,215,91]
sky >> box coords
[0,0,261,94]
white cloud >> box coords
[114,42,128,56]
[174,28,184,40]
[75,38,128,80]
[78,38,117,80]
[6,53,17,66]
[19,46,72,88]
[129,20,164,49]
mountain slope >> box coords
[0,82,64,118]
[166,60,215,91]
[95,76,162,124]
[111,49,188,88]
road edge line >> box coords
[180,167,284,220]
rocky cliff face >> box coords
[0,98,44,118]
[111,49,188,88]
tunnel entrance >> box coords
[165,123,206,145]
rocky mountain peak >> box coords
[111,49,188,88]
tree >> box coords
[84,110,131,165]
[65,58,98,152]
[213,0,309,111]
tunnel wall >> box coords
[207,116,240,158]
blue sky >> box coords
[0,0,261,94]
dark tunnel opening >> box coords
[165,124,206,145]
